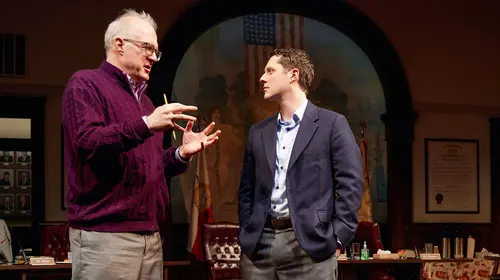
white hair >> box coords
[104,9,157,54]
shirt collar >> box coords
[277,99,308,130]
[125,74,147,93]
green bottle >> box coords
[361,241,369,260]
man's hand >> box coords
[179,121,221,159]
[146,103,198,132]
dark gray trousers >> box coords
[241,227,338,280]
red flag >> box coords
[186,149,214,260]
[358,121,373,222]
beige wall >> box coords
[349,0,500,108]
[0,0,499,221]
[348,0,500,223]
[412,113,491,223]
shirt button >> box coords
[273,206,276,209]
[282,146,286,149]
[276,186,279,189]
[280,166,283,170]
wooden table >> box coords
[0,263,71,280]
[340,258,498,280]
[339,258,422,264]
[338,258,423,279]
[0,261,190,280]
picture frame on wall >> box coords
[16,151,32,164]
[16,193,31,212]
[0,148,33,218]
[16,169,32,188]
[0,151,14,164]
[0,193,14,212]
[0,168,14,188]
[424,138,480,214]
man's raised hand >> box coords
[146,103,198,132]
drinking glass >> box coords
[351,243,361,260]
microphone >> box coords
[8,226,26,263]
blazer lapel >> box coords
[287,102,319,170]
[262,117,278,176]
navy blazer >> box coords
[238,101,364,261]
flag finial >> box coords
[360,121,366,137]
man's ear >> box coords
[115,38,125,55]
[289,68,299,82]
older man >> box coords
[62,9,221,280]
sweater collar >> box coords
[99,60,147,95]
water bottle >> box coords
[361,241,369,260]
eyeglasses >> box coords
[123,38,162,61]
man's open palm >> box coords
[180,121,221,158]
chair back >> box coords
[203,222,241,280]
[353,221,384,253]
[40,223,70,261]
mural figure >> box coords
[172,13,388,223]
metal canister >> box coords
[441,237,451,258]
[454,237,463,258]
[460,237,464,256]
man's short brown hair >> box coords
[273,48,314,93]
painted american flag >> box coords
[243,13,305,96]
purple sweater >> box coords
[62,61,188,232]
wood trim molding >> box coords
[0,83,64,96]
[488,117,500,253]
[414,102,500,116]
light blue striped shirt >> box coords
[270,99,308,217]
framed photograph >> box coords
[425,138,479,214]
[0,169,14,188]
[16,193,31,212]
[16,151,31,164]
[0,151,14,164]
[0,193,14,212]
[16,169,31,188]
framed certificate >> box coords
[424,138,479,214]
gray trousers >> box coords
[69,227,163,280]
[241,228,338,280]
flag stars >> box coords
[243,13,276,46]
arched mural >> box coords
[168,13,389,224]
